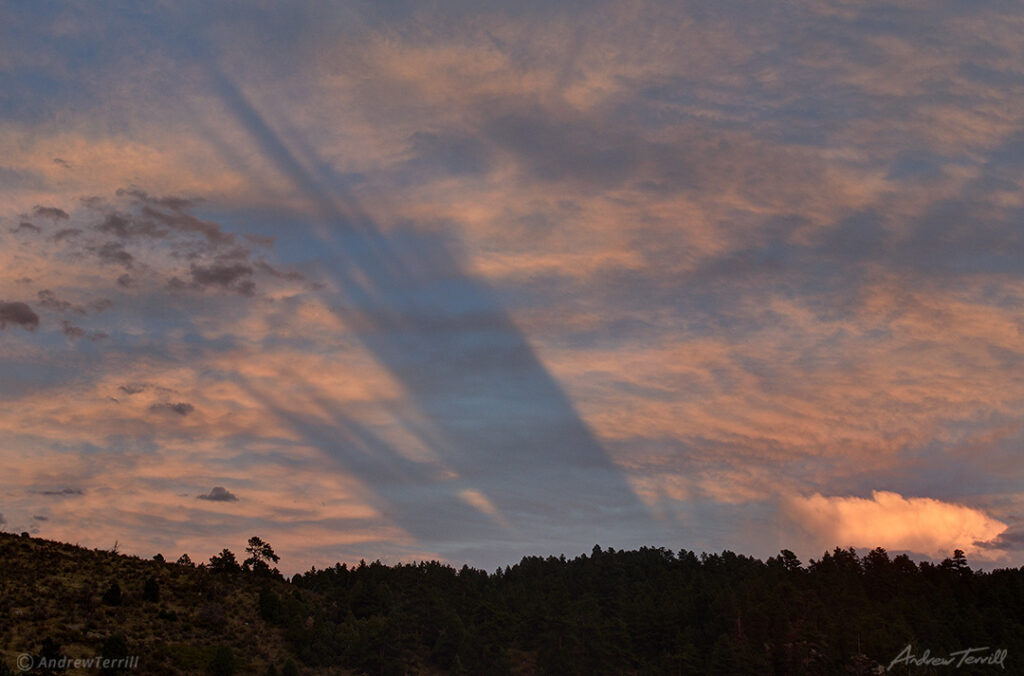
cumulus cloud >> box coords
[197,486,238,502]
[0,302,40,330]
[786,491,1008,559]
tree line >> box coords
[229,544,1024,674]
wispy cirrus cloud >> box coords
[1,0,1023,570]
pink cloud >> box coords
[786,490,1008,560]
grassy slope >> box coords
[0,532,340,675]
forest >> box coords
[283,545,1022,674]
[1,532,1021,675]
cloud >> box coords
[118,188,233,245]
[989,530,1024,550]
[786,491,1008,559]
[61,321,86,339]
[197,486,238,502]
[32,515,48,521]
[12,221,40,234]
[32,206,69,220]
[151,402,195,417]
[36,488,83,496]
[0,513,5,528]
[119,384,145,395]
[188,263,255,296]
[38,290,85,314]
[93,242,134,268]
[0,301,40,330]
[95,211,168,239]
[2,1,1024,571]
[60,320,107,341]
[53,228,82,241]
[403,130,492,179]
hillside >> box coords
[0,532,314,675]
[1,532,1022,674]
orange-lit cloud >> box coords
[786,491,1008,560]
[3,1,1024,571]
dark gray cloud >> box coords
[61,321,86,339]
[95,211,168,239]
[984,526,1024,550]
[253,260,305,281]
[0,513,5,527]
[119,384,145,395]
[32,205,69,220]
[38,289,85,314]
[52,157,71,169]
[188,263,255,296]
[12,221,40,234]
[32,515,48,521]
[118,188,197,212]
[0,301,40,330]
[36,488,83,496]
[52,228,81,241]
[117,188,233,245]
[93,241,134,268]
[34,189,307,300]
[58,320,107,341]
[151,402,195,416]
[197,486,238,502]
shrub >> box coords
[258,588,284,624]
[143,577,160,603]
[100,634,129,675]
[207,645,236,676]
[102,581,123,606]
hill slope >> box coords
[2,533,1022,674]
[0,532,313,675]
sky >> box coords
[1,0,1022,573]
